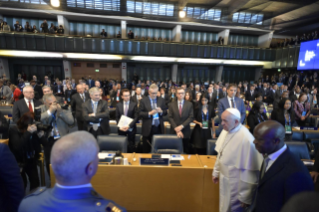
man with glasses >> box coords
[168,88,194,154]
[139,84,167,153]
[13,85,42,123]
[116,89,139,153]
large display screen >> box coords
[297,40,319,70]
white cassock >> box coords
[212,124,263,212]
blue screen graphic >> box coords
[297,40,319,70]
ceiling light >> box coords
[131,56,176,62]
[179,11,186,18]
[65,53,122,60]
[51,0,60,7]
[0,50,63,58]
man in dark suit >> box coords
[13,85,42,123]
[0,143,24,212]
[30,80,43,100]
[251,121,314,212]
[116,89,139,153]
[289,86,301,103]
[267,84,277,105]
[213,84,223,108]
[168,88,194,153]
[131,87,144,108]
[140,82,148,97]
[275,85,285,101]
[110,83,121,107]
[245,84,257,104]
[280,191,319,212]
[86,76,95,88]
[159,87,169,107]
[260,82,269,104]
[71,84,90,131]
[82,87,110,138]
[206,86,215,108]
[53,80,64,97]
[139,84,167,153]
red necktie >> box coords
[179,102,182,116]
[28,101,33,112]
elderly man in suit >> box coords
[71,84,90,131]
[13,85,42,123]
[116,89,139,153]
[168,87,194,154]
[218,84,246,124]
[83,87,110,138]
[139,84,167,153]
[251,120,314,212]
[38,94,74,175]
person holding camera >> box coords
[8,112,44,191]
[38,94,74,175]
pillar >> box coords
[218,29,230,45]
[121,62,127,81]
[57,15,69,35]
[172,64,178,82]
[63,60,72,79]
[255,67,262,81]
[258,32,273,48]
[172,25,182,42]
[215,66,223,83]
[0,57,10,80]
[121,21,127,39]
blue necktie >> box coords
[152,99,160,127]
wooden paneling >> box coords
[70,61,121,83]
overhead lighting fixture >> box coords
[177,58,223,63]
[131,56,176,62]
[179,11,186,18]
[0,50,63,58]
[51,0,60,7]
[65,53,122,60]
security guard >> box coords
[18,131,126,212]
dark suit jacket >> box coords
[253,148,314,212]
[110,89,121,107]
[217,97,246,123]
[131,94,144,107]
[12,98,42,123]
[280,192,319,212]
[33,84,43,100]
[160,94,170,107]
[139,96,167,137]
[168,100,194,139]
[245,90,257,102]
[116,101,138,129]
[86,79,95,88]
[53,85,64,96]
[0,143,24,212]
[82,99,110,135]
[71,92,90,120]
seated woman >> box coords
[191,94,216,155]
[294,93,311,127]
[247,101,268,134]
[271,98,297,141]
[8,112,44,191]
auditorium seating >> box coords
[152,135,183,154]
[292,131,304,141]
[207,139,218,155]
[286,141,311,160]
[97,135,128,153]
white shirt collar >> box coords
[229,124,242,133]
[178,99,184,105]
[267,144,287,161]
[124,101,130,105]
[24,97,33,103]
[56,183,92,189]
[91,99,98,104]
[227,96,234,101]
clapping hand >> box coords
[120,126,129,132]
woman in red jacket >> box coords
[10,84,21,102]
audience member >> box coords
[32,25,38,33]
[14,21,23,32]
[116,31,121,38]
[100,29,107,37]
[57,25,64,35]
[24,22,32,32]
[10,84,21,102]
[0,79,12,101]
[2,22,10,32]
[128,30,134,39]
[71,84,90,130]
[294,93,311,126]
[247,101,268,134]
[40,20,49,33]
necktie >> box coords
[179,102,182,116]
[231,99,235,108]
[93,102,97,114]
[152,99,160,127]
[124,102,128,116]
[260,155,270,179]
[28,101,33,112]
[81,94,85,102]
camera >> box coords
[34,107,52,132]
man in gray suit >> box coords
[39,93,74,175]
[0,79,12,100]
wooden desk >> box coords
[0,139,9,145]
[50,153,219,212]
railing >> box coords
[0,31,276,61]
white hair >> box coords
[23,85,33,92]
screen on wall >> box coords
[297,39,319,70]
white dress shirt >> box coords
[265,144,287,172]
[56,183,92,189]
[177,100,184,111]
[227,96,236,108]
[24,98,34,111]
[123,101,130,114]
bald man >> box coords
[251,120,314,212]
[212,108,263,212]
[18,131,126,212]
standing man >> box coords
[13,85,42,123]
[245,84,257,104]
[251,120,314,212]
[139,84,167,153]
[212,108,263,212]
[18,131,126,212]
[71,84,90,131]
[131,87,143,108]
[218,84,246,124]
[206,86,215,107]
[110,83,121,107]
[87,76,95,88]
[0,79,12,100]
[30,80,43,100]
[116,89,139,153]
[82,87,110,138]
[168,88,194,153]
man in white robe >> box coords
[212,108,263,212]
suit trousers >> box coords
[43,137,58,176]
[119,129,136,153]
[89,127,103,139]
[182,138,190,154]
[21,159,40,192]
[76,117,86,131]
[142,126,161,153]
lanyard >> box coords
[257,114,265,123]
[202,110,209,121]
[284,114,291,126]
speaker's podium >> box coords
[50,153,219,212]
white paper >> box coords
[303,161,314,165]
[117,115,133,128]
[161,154,171,159]
[170,154,185,160]
[98,153,115,159]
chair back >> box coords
[97,135,127,153]
[152,135,183,154]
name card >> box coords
[140,158,169,166]
[300,127,318,130]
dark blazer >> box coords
[280,192,319,212]
[71,92,90,120]
[252,148,314,212]
[53,85,64,96]
[139,96,167,137]
[0,144,24,212]
[247,111,268,134]
[82,99,110,135]
[160,94,170,107]
[33,84,43,100]
[110,89,121,107]
[217,97,246,123]
[168,100,194,139]
[116,101,138,129]
[64,89,76,103]
[13,98,42,123]
[267,90,276,104]
[86,79,95,88]
[271,109,297,127]
[131,94,144,106]
[245,90,257,102]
